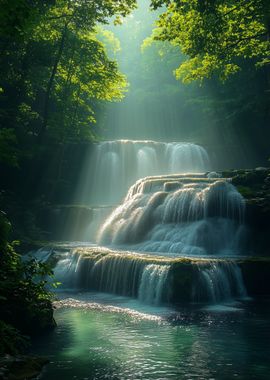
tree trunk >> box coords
[38,23,68,142]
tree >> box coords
[35,0,137,140]
[0,0,137,157]
[150,0,270,82]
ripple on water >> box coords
[32,294,270,380]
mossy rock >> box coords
[169,262,196,303]
[236,185,256,198]
[1,298,56,338]
[222,168,270,187]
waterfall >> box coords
[78,140,210,205]
[52,249,170,304]
[90,254,145,296]
[53,250,145,296]
[193,261,247,303]
[49,247,247,305]
[34,139,249,306]
[98,176,246,256]
[138,264,170,305]
[53,251,83,289]
[84,207,113,241]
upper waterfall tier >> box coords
[98,175,246,256]
[84,140,210,205]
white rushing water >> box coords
[138,264,170,305]
[51,250,171,304]
[98,175,246,256]
[193,261,248,303]
[78,140,210,206]
[45,247,247,305]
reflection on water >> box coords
[32,293,270,380]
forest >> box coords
[0,1,270,379]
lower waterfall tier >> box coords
[34,247,255,305]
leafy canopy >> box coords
[0,0,137,160]
[149,0,270,82]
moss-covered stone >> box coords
[169,261,196,303]
[98,248,270,297]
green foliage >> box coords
[97,28,122,58]
[0,212,56,354]
[0,129,18,167]
[0,0,137,161]
[0,238,55,308]
[0,321,29,356]
[0,211,11,250]
[150,0,270,82]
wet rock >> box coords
[221,168,270,256]
[169,261,196,303]
[239,258,270,296]
[0,355,49,380]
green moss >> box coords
[236,185,255,198]
[222,169,246,178]
[74,246,230,266]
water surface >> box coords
[33,293,270,380]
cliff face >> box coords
[222,168,270,255]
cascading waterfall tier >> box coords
[98,174,246,256]
[44,247,247,304]
[81,140,210,205]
